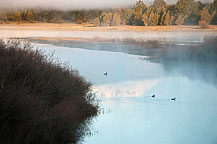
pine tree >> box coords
[200,7,211,24]
[134,0,146,10]
[31,10,40,22]
[111,13,121,26]
[153,0,166,9]
[102,13,113,26]
[120,9,130,25]
[0,11,8,22]
[160,10,166,25]
[14,10,22,21]
[93,17,100,26]
[175,15,185,25]
[20,10,29,21]
[148,11,159,26]
[98,12,106,26]
[199,6,216,28]
[127,9,135,25]
[26,10,34,22]
[215,0,217,11]
[170,16,175,25]
[176,0,194,16]
[143,7,152,26]
[164,11,171,25]
[134,7,143,21]
[142,13,148,26]
[155,12,160,25]
[148,11,154,26]
[134,0,147,25]
[184,1,202,25]
[210,0,217,25]
[6,11,17,21]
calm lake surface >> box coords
[1,28,217,144]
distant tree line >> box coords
[0,0,216,27]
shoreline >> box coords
[1,23,217,32]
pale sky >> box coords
[0,0,213,10]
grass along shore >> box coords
[1,23,217,32]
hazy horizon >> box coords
[0,0,214,10]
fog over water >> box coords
[1,28,217,144]
[0,0,213,10]
[1,28,216,43]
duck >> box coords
[171,97,176,101]
[104,72,108,76]
[152,94,155,98]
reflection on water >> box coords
[34,43,217,144]
[94,79,160,98]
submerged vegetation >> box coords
[0,0,216,27]
[0,39,98,144]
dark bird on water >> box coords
[104,72,107,76]
[171,97,176,101]
[152,94,155,98]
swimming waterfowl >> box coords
[171,97,176,101]
[152,94,155,98]
[104,72,107,76]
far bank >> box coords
[1,23,217,32]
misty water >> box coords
[1,29,217,144]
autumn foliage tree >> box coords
[175,15,185,25]
[199,7,211,28]
[0,0,216,26]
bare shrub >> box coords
[199,20,209,29]
[122,38,161,49]
[0,39,98,144]
[76,20,83,24]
